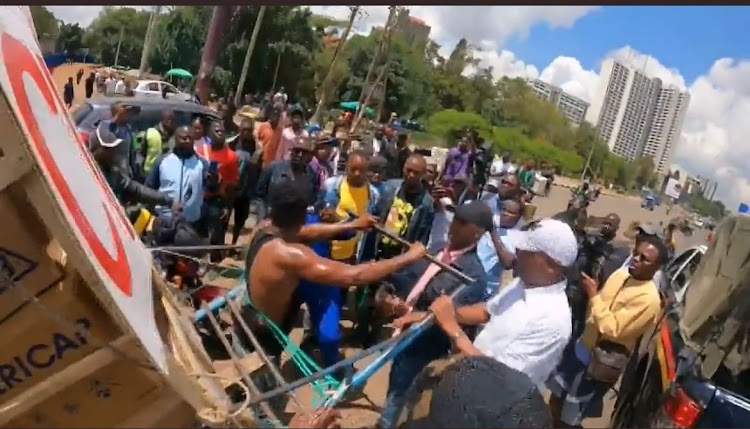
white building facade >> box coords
[585,58,690,174]
[527,79,589,126]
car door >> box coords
[664,247,705,303]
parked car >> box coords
[70,95,220,147]
[132,80,192,102]
[611,216,750,428]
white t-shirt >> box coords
[474,277,572,388]
[105,78,116,94]
[114,80,125,94]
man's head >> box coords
[289,106,304,130]
[346,149,369,188]
[447,201,493,250]
[368,155,387,186]
[218,103,230,120]
[498,173,521,199]
[628,235,668,280]
[191,116,206,139]
[483,178,500,195]
[110,101,134,125]
[161,109,176,134]
[289,138,314,167]
[268,104,283,128]
[67,77,73,84]
[499,199,523,229]
[396,356,551,428]
[314,137,335,162]
[457,138,468,152]
[501,151,511,163]
[600,213,621,241]
[210,121,226,146]
[173,125,194,155]
[403,154,427,192]
[515,219,578,287]
[268,180,309,234]
[238,118,255,148]
[89,124,123,166]
[397,132,409,148]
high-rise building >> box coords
[526,79,589,126]
[585,58,690,174]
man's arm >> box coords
[297,216,376,243]
[490,230,516,269]
[117,169,173,207]
[144,154,166,190]
[281,241,425,286]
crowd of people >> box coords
[86,92,677,428]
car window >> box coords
[163,83,179,94]
[130,108,162,133]
[147,82,160,91]
[70,103,93,126]
[665,249,696,283]
[670,249,704,302]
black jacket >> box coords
[102,163,173,208]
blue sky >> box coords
[505,6,750,84]
[48,5,750,207]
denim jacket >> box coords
[360,179,435,262]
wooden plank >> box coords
[0,91,33,192]
[0,335,134,426]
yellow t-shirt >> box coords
[331,180,370,261]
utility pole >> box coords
[581,141,596,181]
[310,5,360,125]
[350,6,399,133]
[355,6,397,116]
[235,6,266,108]
[196,6,232,105]
[113,25,124,67]
[138,6,161,78]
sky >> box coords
[47,5,750,210]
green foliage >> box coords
[31,6,59,38]
[83,6,150,67]
[690,194,727,219]
[56,23,85,54]
[426,109,492,142]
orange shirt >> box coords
[197,142,240,198]
[257,122,283,169]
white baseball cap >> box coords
[514,218,578,267]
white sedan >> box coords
[132,80,192,102]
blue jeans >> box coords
[298,281,343,369]
[379,336,449,428]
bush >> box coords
[426,109,492,143]
[491,127,583,175]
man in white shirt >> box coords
[105,76,116,95]
[395,218,578,388]
[114,78,125,95]
[490,152,514,177]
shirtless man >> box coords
[236,180,427,358]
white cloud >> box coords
[44,5,746,210]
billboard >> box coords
[664,178,683,200]
[739,203,749,214]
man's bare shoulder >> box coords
[260,238,312,265]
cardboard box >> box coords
[0,191,64,322]
[7,340,164,428]
[0,276,121,405]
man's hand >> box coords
[580,272,599,298]
[288,409,341,429]
[320,208,342,223]
[393,311,428,330]
[430,294,458,329]
[404,242,427,263]
[170,202,183,213]
[351,214,379,230]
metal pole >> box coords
[581,141,595,181]
[138,6,161,78]
[197,6,232,105]
[235,6,267,108]
[113,25,124,67]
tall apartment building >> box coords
[585,58,690,174]
[526,79,589,126]
[395,9,431,51]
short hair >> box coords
[268,181,309,229]
[639,234,670,265]
[347,149,369,163]
[396,356,551,428]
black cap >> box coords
[450,201,493,232]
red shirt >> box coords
[197,142,239,198]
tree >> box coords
[84,7,150,68]
[149,6,212,74]
[56,23,85,55]
[30,6,59,39]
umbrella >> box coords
[338,101,375,118]
[165,68,193,80]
